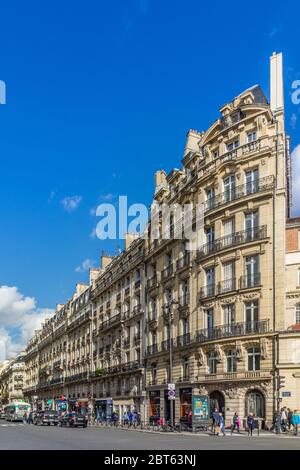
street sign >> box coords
[168,383,175,391]
[168,389,176,400]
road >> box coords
[0,423,300,450]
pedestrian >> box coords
[218,412,226,436]
[247,412,255,436]
[280,407,287,432]
[287,408,293,431]
[231,412,240,434]
[23,411,28,425]
[212,408,219,434]
[291,410,300,436]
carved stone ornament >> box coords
[196,348,205,366]
[214,344,224,362]
[260,337,269,359]
[225,387,239,399]
[235,340,244,361]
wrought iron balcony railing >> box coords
[239,273,261,289]
[196,319,269,343]
[203,176,274,212]
[161,264,174,280]
[176,333,191,347]
[197,225,267,259]
[176,253,190,270]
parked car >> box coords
[33,410,59,426]
[58,412,88,428]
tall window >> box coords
[151,363,157,383]
[182,279,189,305]
[150,298,157,320]
[245,300,259,331]
[247,347,260,371]
[206,187,215,210]
[223,217,235,248]
[296,304,300,324]
[206,309,214,334]
[245,211,259,240]
[245,255,260,287]
[206,267,215,296]
[223,175,236,202]
[182,318,189,336]
[226,349,237,372]
[183,356,189,379]
[222,261,235,292]
[207,351,218,374]
[245,168,259,194]
[223,304,235,326]
[206,226,215,247]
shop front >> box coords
[179,388,192,426]
[68,399,89,414]
[149,390,160,424]
[94,399,113,422]
[113,398,134,422]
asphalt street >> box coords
[0,423,300,450]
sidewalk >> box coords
[91,424,300,439]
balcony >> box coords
[124,337,130,347]
[134,333,141,344]
[161,264,173,281]
[176,253,190,270]
[65,372,88,384]
[176,333,191,347]
[203,176,274,212]
[218,278,236,294]
[125,286,130,297]
[196,225,267,260]
[204,369,272,382]
[178,294,190,308]
[161,338,173,351]
[239,273,261,289]
[147,344,158,355]
[132,304,142,316]
[147,275,158,289]
[99,313,122,330]
[199,284,215,299]
[195,319,270,343]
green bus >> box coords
[4,402,31,421]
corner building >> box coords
[23,53,291,428]
[145,52,289,428]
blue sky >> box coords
[0,0,300,354]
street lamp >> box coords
[163,299,178,430]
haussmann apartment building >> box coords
[17,52,300,429]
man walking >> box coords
[247,413,255,436]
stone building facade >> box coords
[19,52,296,428]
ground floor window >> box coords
[179,388,192,423]
[149,391,160,424]
[245,390,265,418]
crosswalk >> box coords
[0,423,24,427]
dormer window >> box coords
[213,150,219,159]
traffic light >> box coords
[277,376,285,389]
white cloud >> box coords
[100,193,116,201]
[90,228,97,240]
[61,195,82,212]
[48,190,57,203]
[291,113,297,130]
[292,144,300,215]
[75,258,95,273]
[0,286,53,360]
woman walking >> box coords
[231,412,240,434]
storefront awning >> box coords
[113,399,134,406]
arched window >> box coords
[296,304,300,324]
[245,390,265,418]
